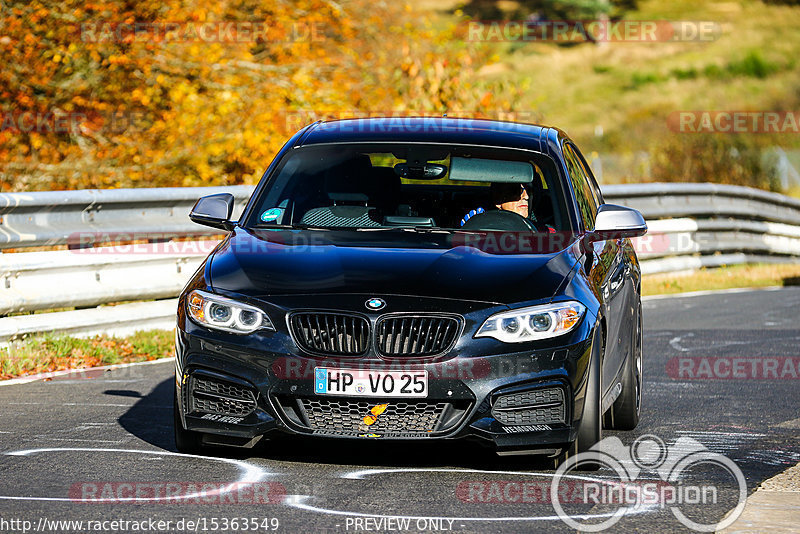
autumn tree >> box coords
[0,0,520,191]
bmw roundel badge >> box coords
[365,298,386,311]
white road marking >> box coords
[0,447,269,502]
[675,431,766,456]
[744,450,800,467]
[342,466,615,480]
[286,494,653,523]
[6,402,138,407]
[677,431,766,436]
[37,438,125,443]
[72,422,118,432]
[281,467,658,522]
[643,286,785,301]
[42,379,145,385]
[669,334,693,352]
[669,333,786,352]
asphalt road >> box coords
[0,287,799,533]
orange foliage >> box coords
[0,1,521,191]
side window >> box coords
[563,143,598,231]
[572,146,603,205]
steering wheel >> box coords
[460,209,540,232]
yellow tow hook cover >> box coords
[362,403,388,426]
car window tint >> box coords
[246,143,573,232]
[571,145,603,205]
[563,143,598,231]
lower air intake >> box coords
[297,398,449,437]
[492,387,566,426]
[189,374,257,417]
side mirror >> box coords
[588,204,647,241]
[189,193,235,231]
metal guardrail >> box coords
[0,186,253,249]
[1,182,799,341]
[0,300,177,341]
[634,218,800,268]
[602,184,800,273]
[604,183,800,224]
[0,243,214,315]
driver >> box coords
[460,182,529,226]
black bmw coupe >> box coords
[174,117,647,465]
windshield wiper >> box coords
[253,224,474,233]
[252,223,330,230]
[408,226,492,235]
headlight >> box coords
[186,290,274,334]
[476,301,586,343]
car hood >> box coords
[208,228,579,305]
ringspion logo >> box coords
[552,435,746,531]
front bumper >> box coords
[175,318,595,455]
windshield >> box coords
[244,143,571,233]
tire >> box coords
[604,301,642,431]
[173,382,205,455]
[553,328,603,470]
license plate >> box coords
[314,368,428,397]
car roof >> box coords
[297,117,568,154]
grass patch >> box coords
[413,0,800,183]
[723,50,783,79]
[643,263,800,296]
[0,330,174,381]
[626,50,786,91]
[670,67,698,80]
[627,71,663,89]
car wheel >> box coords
[553,328,603,471]
[173,382,205,455]
[604,301,642,431]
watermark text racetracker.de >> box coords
[69,481,286,504]
[273,110,543,135]
[668,111,800,134]
[464,20,720,43]
[1,111,155,136]
[0,516,280,533]
[78,21,325,43]
[667,356,800,380]
[65,230,681,257]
